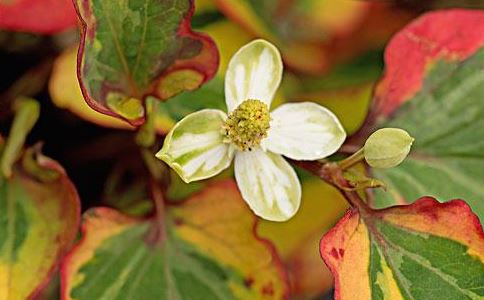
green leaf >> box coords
[155,76,226,133]
[362,10,484,219]
[321,197,484,300]
[75,0,219,125]
[0,145,80,300]
[62,180,289,300]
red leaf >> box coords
[373,9,484,117]
[0,0,78,34]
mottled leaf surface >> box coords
[321,197,484,300]
[155,19,259,133]
[0,0,77,34]
[0,146,80,300]
[363,10,484,219]
[62,181,288,300]
[75,0,219,125]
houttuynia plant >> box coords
[0,0,483,299]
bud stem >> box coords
[338,148,365,170]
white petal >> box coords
[234,149,301,221]
[156,109,234,183]
[225,39,283,112]
[264,102,346,160]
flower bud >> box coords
[364,128,414,169]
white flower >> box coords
[156,39,346,221]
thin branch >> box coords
[145,179,167,246]
[293,160,372,214]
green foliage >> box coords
[63,182,288,300]
[75,0,218,124]
[373,49,484,219]
[0,2,483,300]
[321,197,484,300]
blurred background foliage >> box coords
[1,0,483,299]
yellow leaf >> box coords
[48,46,134,129]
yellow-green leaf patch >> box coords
[321,197,484,300]
[62,180,288,300]
[0,146,80,300]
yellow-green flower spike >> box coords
[222,99,271,151]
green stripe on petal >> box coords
[264,102,346,160]
[234,149,301,221]
[225,39,283,112]
[156,109,234,183]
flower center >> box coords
[222,99,271,151]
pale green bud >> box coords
[364,128,414,169]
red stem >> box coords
[294,160,372,214]
[145,179,167,246]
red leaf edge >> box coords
[373,9,484,118]
[73,0,219,126]
[319,197,484,300]
[60,180,289,299]
[27,154,81,299]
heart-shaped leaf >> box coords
[321,197,484,299]
[0,144,80,299]
[360,10,484,220]
[75,0,219,125]
[62,180,288,299]
[0,0,78,34]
